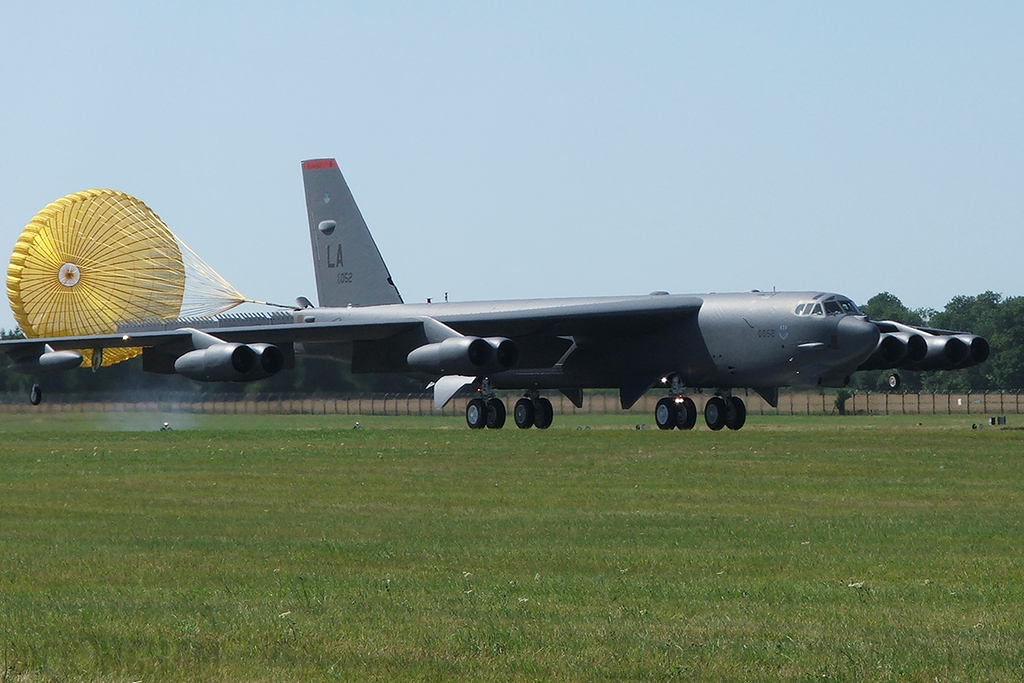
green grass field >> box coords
[1,413,1022,681]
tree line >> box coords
[1,290,1021,398]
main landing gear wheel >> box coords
[514,398,534,429]
[655,397,677,430]
[29,383,42,406]
[486,397,506,429]
[533,397,553,429]
[677,396,697,430]
[704,396,728,431]
[655,396,697,430]
[513,396,553,429]
[725,396,746,430]
[466,398,487,429]
[887,373,901,390]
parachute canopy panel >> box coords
[7,189,249,368]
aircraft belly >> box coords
[521,323,709,389]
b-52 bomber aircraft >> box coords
[1,159,990,430]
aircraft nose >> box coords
[837,316,880,362]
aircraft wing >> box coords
[0,322,417,355]
[418,295,704,338]
[0,294,701,351]
[0,295,702,374]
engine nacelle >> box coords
[858,332,926,371]
[174,342,283,382]
[904,335,968,371]
[485,337,520,370]
[407,336,519,375]
[957,335,990,368]
[865,321,990,372]
[900,333,989,371]
[248,343,286,379]
[861,320,990,372]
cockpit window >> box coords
[838,299,861,314]
[796,299,857,316]
[794,302,826,316]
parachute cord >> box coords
[242,299,301,311]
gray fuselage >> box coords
[295,290,879,397]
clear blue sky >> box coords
[2,2,1021,331]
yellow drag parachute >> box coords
[7,189,248,368]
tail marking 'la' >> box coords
[301,159,402,307]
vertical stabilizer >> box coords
[301,159,403,307]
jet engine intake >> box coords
[174,342,284,382]
[407,336,519,375]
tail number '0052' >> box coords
[757,329,775,338]
[336,272,353,284]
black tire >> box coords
[486,398,506,429]
[533,397,554,429]
[725,396,746,430]
[29,384,42,406]
[704,396,727,431]
[677,396,697,430]
[888,373,901,390]
[655,397,677,430]
[466,398,487,429]
[513,398,535,429]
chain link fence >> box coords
[0,389,1020,417]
